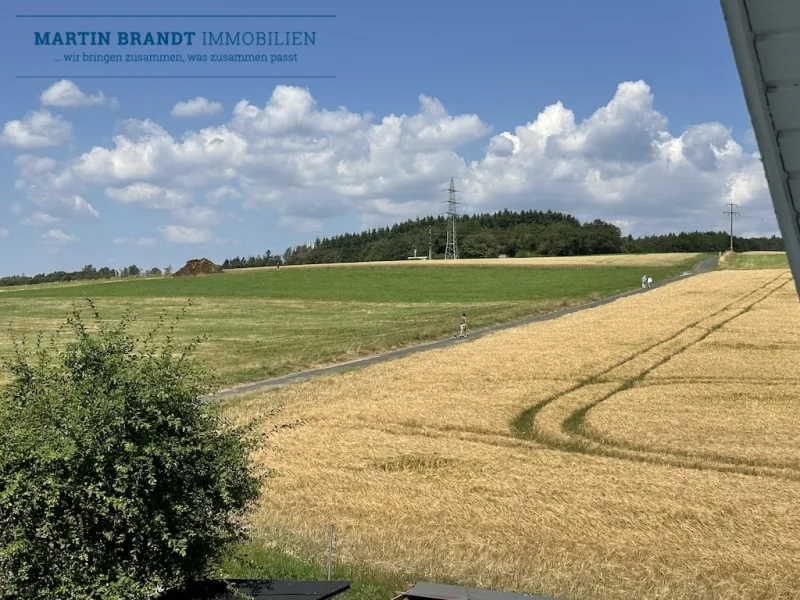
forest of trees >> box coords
[0,264,170,288]
[0,210,785,288]
[236,209,783,267]
[221,250,282,269]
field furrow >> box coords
[522,272,797,479]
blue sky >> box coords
[0,0,776,276]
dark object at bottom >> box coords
[393,581,561,600]
[158,579,351,599]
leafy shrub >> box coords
[0,301,262,600]
[514,250,537,259]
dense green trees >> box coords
[257,210,782,267]
[221,250,281,270]
[622,230,783,253]
[0,264,166,288]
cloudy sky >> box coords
[0,0,778,276]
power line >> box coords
[450,189,772,201]
[724,203,741,252]
[520,173,765,184]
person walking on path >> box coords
[647,276,653,289]
[458,313,468,338]
[641,274,647,289]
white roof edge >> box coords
[719,0,800,296]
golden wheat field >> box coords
[221,267,800,600]
[231,252,702,271]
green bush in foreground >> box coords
[0,301,262,600]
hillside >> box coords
[0,210,784,288]
[222,209,784,269]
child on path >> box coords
[647,276,653,289]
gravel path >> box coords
[207,255,719,400]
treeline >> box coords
[0,210,786,287]
[221,251,282,269]
[223,209,782,267]
[0,263,171,288]
[279,210,605,265]
[626,230,784,254]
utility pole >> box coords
[442,178,460,260]
[428,224,432,260]
[724,202,740,252]
[327,525,334,580]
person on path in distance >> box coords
[641,274,647,289]
[647,276,653,289]
[458,313,467,338]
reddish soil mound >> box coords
[173,258,223,277]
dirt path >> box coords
[206,256,719,400]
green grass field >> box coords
[0,259,703,389]
[717,252,789,270]
[0,263,697,302]
[221,541,409,600]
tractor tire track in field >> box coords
[509,271,786,439]
[207,256,719,400]
[567,276,793,470]
[513,271,799,480]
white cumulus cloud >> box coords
[12,155,93,217]
[1,110,72,149]
[63,195,99,219]
[171,205,222,227]
[170,97,223,118]
[12,155,100,220]
[41,228,78,245]
[40,80,118,108]
[21,212,62,227]
[279,216,324,233]
[6,81,779,245]
[113,236,156,246]
[158,225,213,244]
[206,185,241,204]
[105,183,192,210]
